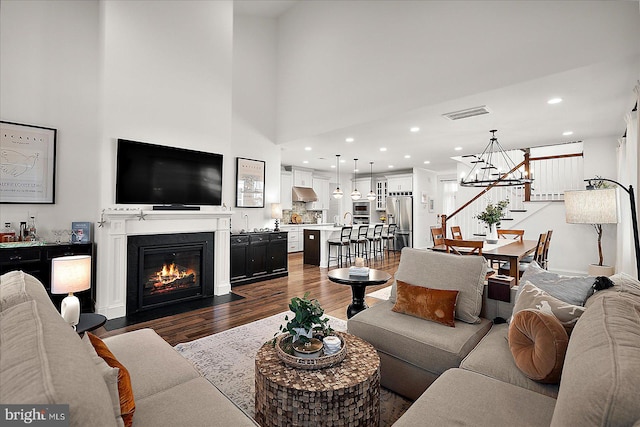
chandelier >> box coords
[332,154,343,199]
[460,130,533,187]
[350,158,361,200]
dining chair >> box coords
[443,238,483,256]
[327,226,352,268]
[451,226,463,240]
[381,224,397,259]
[499,231,547,277]
[497,229,524,241]
[350,225,370,264]
[430,227,445,246]
[541,230,553,269]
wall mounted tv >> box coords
[115,139,223,207]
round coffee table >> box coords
[255,332,380,426]
[328,268,392,318]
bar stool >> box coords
[381,224,397,259]
[327,226,352,268]
[350,225,370,265]
[367,224,384,261]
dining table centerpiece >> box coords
[475,199,509,244]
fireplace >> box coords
[127,232,214,315]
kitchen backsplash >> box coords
[283,202,323,224]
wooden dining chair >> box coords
[443,238,483,256]
[541,230,553,269]
[497,229,524,241]
[431,227,445,246]
[499,231,547,277]
[450,226,463,240]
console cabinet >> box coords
[230,232,288,286]
[0,243,96,312]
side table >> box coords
[255,332,380,426]
[76,313,107,335]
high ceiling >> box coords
[236,1,640,175]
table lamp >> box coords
[51,255,91,328]
[271,203,282,231]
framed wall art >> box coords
[236,157,265,208]
[0,121,57,204]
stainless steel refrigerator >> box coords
[386,196,413,250]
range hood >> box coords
[292,186,318,202]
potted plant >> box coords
[277,292,333,343]
[475,199,509,243]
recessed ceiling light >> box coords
[388,165,394,168]
[304,147,312,151]
[340,159,345,163]
[410,127,420,133]
[380,147,387,152]
[303,160,309,164]
[345,137,354,143]
[454,147,463,151]
[562,131,573,136]
[404,155,411,159]
[423,160,431,164]
[547,97,562,105]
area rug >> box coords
[367,285,392,300]
[175,311,412,426]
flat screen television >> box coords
[115,139,223,207]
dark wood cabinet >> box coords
[230,232,288,286]
[0,243,96,312]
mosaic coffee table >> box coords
[255,332,380,426]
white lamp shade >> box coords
[565,188,618,224]
[51,255,91,294]
[271,203,282,219]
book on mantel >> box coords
[349,266,370,276]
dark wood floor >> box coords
[96,251,401,346]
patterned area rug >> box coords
[175,312,412,426]
[367,285,392,300]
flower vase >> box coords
[486,224,498,244]
[292,327,313,343]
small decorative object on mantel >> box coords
[71,222,92,243]
[475,199,509,244]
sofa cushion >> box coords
[551,291,640,426]
[103,328,200,400]
[514,282,585,335]
[509,309,568,384]
[390,248,487,324]
[460,324,559,398]
[348,300,491,376]
[393,368,556,427]
[0,299,117,427]
[517,261,594,306]
[392,280,458,327]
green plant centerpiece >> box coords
[277,292,333,344]
[475,199,509,243]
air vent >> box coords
[442,106,491,121]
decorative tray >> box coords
[275,332,347,370]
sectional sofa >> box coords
[348,248,640,426]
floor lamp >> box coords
[584,178,639,280]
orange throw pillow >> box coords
[508,309,569,384]
[392,280,459,327]
[88,333,135,427]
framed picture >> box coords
[236,157,265,208]
[0,121,57,204]
[71,221,92,243]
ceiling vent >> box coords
[442,106,491,121]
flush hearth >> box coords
[127,232,214,315]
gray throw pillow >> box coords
[516,261,594,306]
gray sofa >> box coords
[349,248,640,426]
[0,271,256,427]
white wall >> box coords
[0,0,101,236]
[412,168,438,249]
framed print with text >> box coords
[1,121,57,204]
[236,157,265,208]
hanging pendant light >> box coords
[332,154,344,199]
[366,161,376,201]
[351,158,361,200]
[460,129,534,187]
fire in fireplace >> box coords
[127,232,214,315]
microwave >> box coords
[353,201,371,216]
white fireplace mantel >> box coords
[96,208,232,319]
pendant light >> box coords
[366,161,376,201]
[332,154,344,199]
[351,159,361,200]
[460,130,534,187]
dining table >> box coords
[431,239,538,286]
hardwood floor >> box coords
[96,251,401,346]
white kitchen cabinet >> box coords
[308,178,330,210]
[376,179,387,210]
[386,174,413,193]
[293,169,313,188]
[281,225,304,253]
[280,171,292,210]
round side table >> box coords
[255,332,380,426]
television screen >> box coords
[115,139,223,206]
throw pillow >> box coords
[517,261,594,306]
[88,333,135,427]
[513,281,585,335]
[392,280,459,327]
[508,309,568,384]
